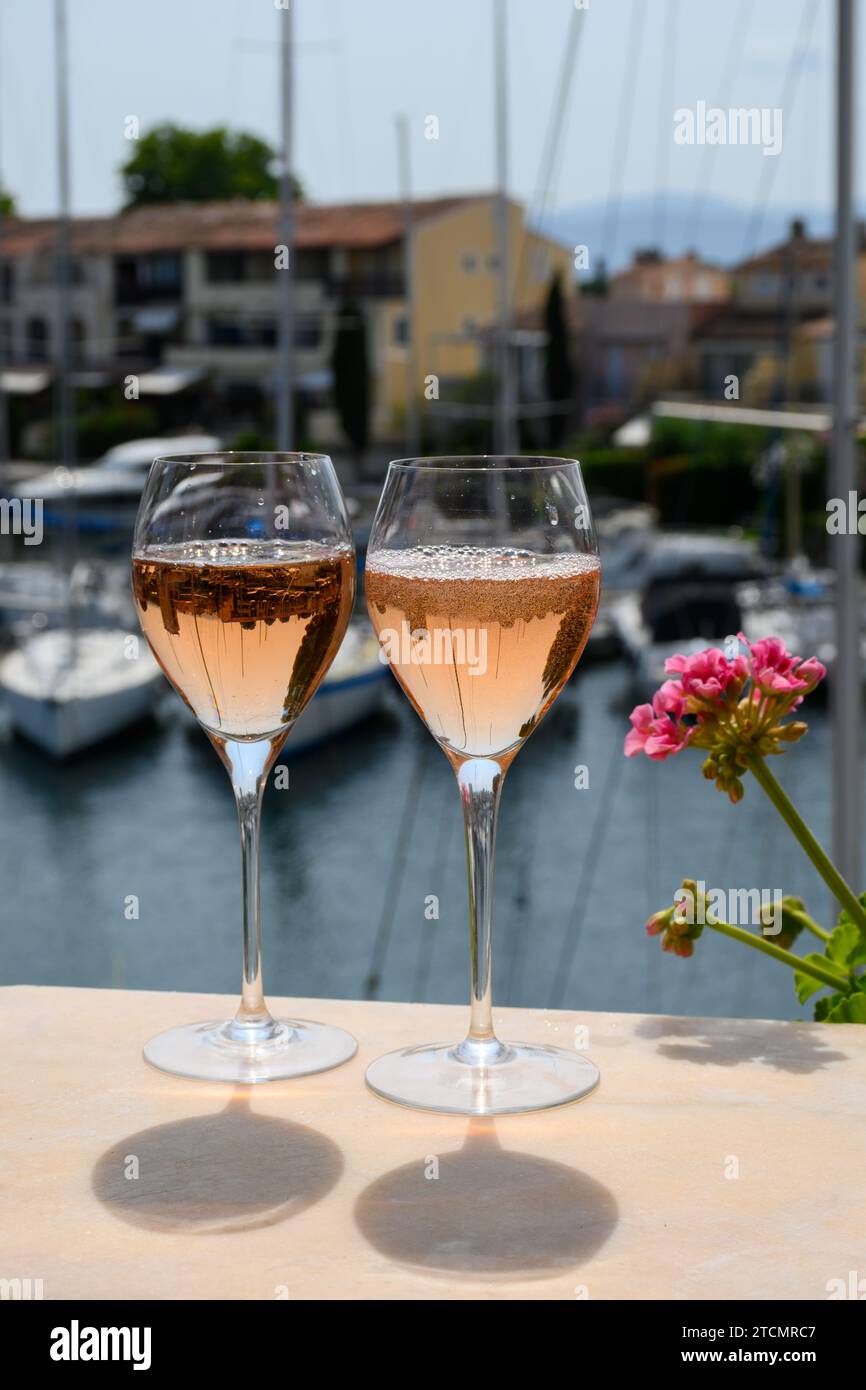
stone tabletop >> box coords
[3,985,865,1301]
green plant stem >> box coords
[784,903,831,943]
[706,916,850,992]
[747,754,866,938]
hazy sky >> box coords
[0,0,844,223]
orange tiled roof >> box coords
[0,195,489,257]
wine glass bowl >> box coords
[132,452,357,1083]
[365,456,601,1115]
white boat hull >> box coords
[284,666,387,756]
[0,629,164,757]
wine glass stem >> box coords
[219,736,281,1042]
[454,756,507,1061]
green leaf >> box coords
[827,919,863,968]
[814,992,845,1022]
[820,992,866,1024]
[795,954,835,1005]
[834,892,866,966]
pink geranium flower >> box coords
[746,636,806,693]
[665,647,747,704]
[623,685,691,760]
[624,635,825,796]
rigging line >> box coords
[548,733,626,1011]
[740,0,820,262]
[411,772,453,1002]
[363,732,428,1000]
[332,0,355,199]
[223,0,248,128]
[686,0,753,251]
[652,0,679,252]
[600,0,647,274]
[511,2,586,305]
[504,762,542,1004]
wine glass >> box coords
[132,452,357,1082]
[365,456,601,1114]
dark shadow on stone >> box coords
[634,1015,849,1074]
[354,1121,617,1279]
[92,1090,343,1234]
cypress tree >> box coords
[544,270,574,446]
[331,295,370,464]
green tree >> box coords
[331,295,369,464]
[0,185,16,217]
[120,123,302,208]
[543,270,574,446]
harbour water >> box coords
[0,654,846,1023]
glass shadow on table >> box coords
[354,1120,618,1280]
[91,1090,343,1235]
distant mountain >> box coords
[538,192,840,275]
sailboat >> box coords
[0,0,166,758]
[0,627,163,756]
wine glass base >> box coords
[365,1040,599,1116]
[143,1018,357,1084]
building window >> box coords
[206,316,243,346]
[460,252,479,274]
[294,317,321,349]
[486,252,501,273]
[605,346,625,399]
[0,264,13,304]
[26,316,48,362]
[392,314,408,346]
[206,252,246,284]
[206,316,279,348]
[139,254,181,290]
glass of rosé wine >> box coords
[132,452,357,1082]
[364,456,601,1114]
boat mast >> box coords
[831,0,861,887]
[275,0,295,452]
[493,0,516,455]
[54,0,74,475]
[395,114,419,457]
[0,2,7,471]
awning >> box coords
[132,306,180,335]
[295,368,333,391]
[613,414,651,448]
[136,366,205,396]
[0,369,51,395]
